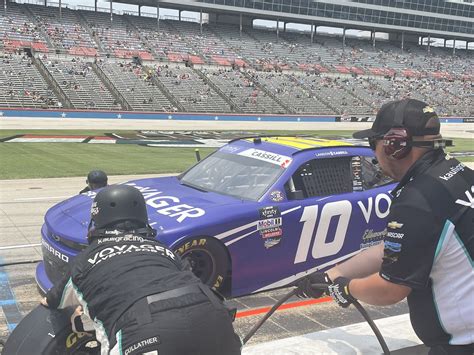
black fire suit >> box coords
[46,232,241,355]
[379,150,473,353]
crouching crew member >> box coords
[79,170,108,194]
[42,185,242,355]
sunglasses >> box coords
[368,135,384,150]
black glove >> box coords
[295,272,332,298]
[328,277,356,308]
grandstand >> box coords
[0,0,472,116]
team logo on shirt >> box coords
[387,221,403,229]
[455,186,474,208]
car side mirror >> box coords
[287,190,304,200]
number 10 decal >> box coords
[294,200,352,263]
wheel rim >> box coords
[182,248,216,285]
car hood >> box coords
[45,176,243,244]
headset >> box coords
[382,99,451,160]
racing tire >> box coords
[173,237,231,296]
[3,305,100,355]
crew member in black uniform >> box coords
[297,99,474,354]
[79,170,108,194]
[42,185,241,355]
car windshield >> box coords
[179,150,285,201]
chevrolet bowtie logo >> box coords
[423,106,435,113]
[387,221,404,229]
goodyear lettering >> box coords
[126,183,206,223]
[66,332,86,348]
[87,244,176,266]
[213,275,224,289]
[175,238,207,255]
[42,239,69,262]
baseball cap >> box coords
[353,99,440,139]
[87,170,108,185]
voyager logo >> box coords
[42,239,69,262]
[126,183,206,223]
[88,244,176,266]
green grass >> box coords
[0,130,471,179]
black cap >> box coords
[87,170,108,185]
[353,99,440,139]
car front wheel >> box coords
[173,237,231,296]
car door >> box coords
[245,152,394,294]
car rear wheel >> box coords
[173,237,230,296]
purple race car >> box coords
[37,136,395,298]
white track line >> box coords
[0,243,41,250]
[13,196,71,201]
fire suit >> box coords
[46,233,241,355]
[380,150,474,353]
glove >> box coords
[328,277,356,308]
[295,272,332,298]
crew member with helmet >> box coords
[42,185,242,355]
[79,170,108,194]
[296,99,474,354]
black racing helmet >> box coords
[90,185,148,229]
[87,170,108,186]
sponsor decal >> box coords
[42,239,69,262]
[439,163,465,181]
[264,238,282,249]
[455,185,474,208]
[174,238,207,255]
[360,228,386,249]
[126,184,206,223]
[257,217,282,231]
[238,148,292,168]
[315,150,349,157]
[384,241,402,253]
[422,106,435,113]
[258,206,283,248]
[261,227,283,239]
[351,156,363,192]
[259,206,280,219]
[270,190,284,202]
[219,145,241,154]
[124,336,160,355]
[87,244,176,266]
[97,235,145,244]
[387,232,404,239]
[90,202,99,216]
[387,221,404,229]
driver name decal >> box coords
[238,149,292,168]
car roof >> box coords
[228,136,359,155]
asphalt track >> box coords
[0,117,473,353]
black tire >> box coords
[173,237,231,295]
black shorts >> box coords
[111,291,241,355]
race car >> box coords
[37,136,395,298]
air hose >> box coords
[242,283,390,355]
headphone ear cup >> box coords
[383,128,411,160]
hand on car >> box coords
[295,272,332,298]
[328,277,357,308]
